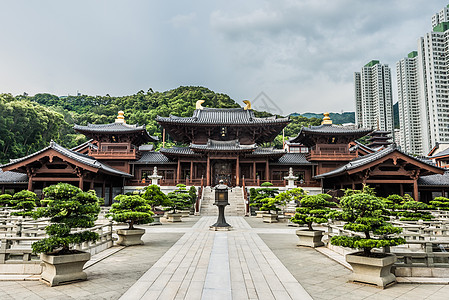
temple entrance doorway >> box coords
[212,160,234,186]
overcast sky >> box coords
[0,1,447,115]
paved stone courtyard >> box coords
[0,216,448,299]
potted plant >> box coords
[10,190,38,217]
[329,189,406,287]
[250,182,279,217]
[107,194,154,246]
[166,184,192,222]
[290,193,334,247]
[141,184,170,225]
[259,196,286,223]
[382,194,404,220]
[276,187,306,217]
[0,194,13,208]
[31,183,100,286]
[398,195,433,221]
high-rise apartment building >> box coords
[417,5,449,154]
[397,51,422,155]
[354,60,394,132]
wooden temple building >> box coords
[0,102,448,203]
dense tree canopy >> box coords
[0,86,324,164]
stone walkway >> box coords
[119,216,312,299]
[1,216,449,299]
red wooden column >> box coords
[90,180,94,190]
[413,179,419,201]
[190,161,194,182]
[236,156,240,186]
[265,159,269,182]
[399,183,404,196]
[27,177,33,191]
[177,160,181,184]
[206,155,211,186]
[253,161,256,181]
[79,176,84,190]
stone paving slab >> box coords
[120,216,312,300]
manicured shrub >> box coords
[291,194,335,230]
[330,191,406,256]
[0,194,12,207]
[141,184,170,209]
[31,183,100,254]
[11,190,38,216]
[107,194,154,230]
[430,197,449,210]
[166,184,193,213]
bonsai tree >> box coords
[10,190,38,217]
[397,195,433,221]
[290,194,334,230]
[166,184,193,213]
[189,186,197,205]
[250,182,279,210]
[259,196,286,212]
[0,194,12,207]
[32,183,100,255]
[107,194,154,230]
[430,196,449,210]
[330,192,406,256]
[276,187,306,206]
[141,184,170,210]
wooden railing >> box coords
[195,178,204,215]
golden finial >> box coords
[196,100,205,110]
[115,111,126,124]
[322,112,332,125]
[243,100,252,110]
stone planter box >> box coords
[296,229,324,248]
[346,252,397,288]
[166,213,182,222]
[262,213,278,223]
[179,210,190,218]
[40,251,91,286]
[117,228,145,246]
[151,215,162,225]
[256,211,265,218]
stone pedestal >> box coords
[116,228,145,246]
[40,252,91,286]
[346,252,397,288]
[296,229,324,248]
[284,167,298,189]
[148,166,163,186]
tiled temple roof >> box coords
[0,170,28,183]
[130,152,177,165]
[315,145,441,179]
[74,122,158,142]
[271,153,314,165]
[156,108,289,125]
[419,172,449,186]
[1,141,132,178]
[190,139,256,152]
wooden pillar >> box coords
[236,156,240,186]
[400,183,404,196]
[109,184,113,205]
[79,176,84,191]
[265,160,269,182]
[352,182,355,190]
[206,155,211,186]
[190,161,194,181]
[102,181,106,199]
[90,180,94,190]
[413,179,419,201]
[177,160,181,184]
[28,176,33,191]
[253,161,256,181]
[1,185,5,194]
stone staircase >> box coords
[200,186,246,216]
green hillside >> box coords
[0,86,322,164]
[291,112,355,124]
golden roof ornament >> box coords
[196,100,205,110]
[243,100,251,110]
[322,112,332,125]
[115,111,126,124]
